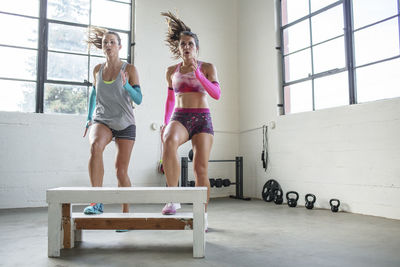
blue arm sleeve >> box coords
[123,82,142,105]
[87,86,96,122]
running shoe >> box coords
[162,202,181,215]
[83,203,104,215]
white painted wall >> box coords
[237,0,400,220]
[0,0,239,208]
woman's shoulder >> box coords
[166,63,179,75]
[199,61,214,69]
[93,63,102,73]
[124,62,138,72]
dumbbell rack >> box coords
[180,156,251,201]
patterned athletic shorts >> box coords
[171,108,214,140]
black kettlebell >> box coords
[286,191,299,207]
[330,199,340,212]
[273,188,283,205]
[305,194,316,210]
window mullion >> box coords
[36,0,48,113]
[343,0,356,104]
[308,0,315,111]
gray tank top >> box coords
[94,62,135,130]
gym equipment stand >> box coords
[180,156,251,201]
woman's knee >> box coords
[162,136,180,152]
[193,163,208,178]
[90,141,106,156]
[115,167,129,181]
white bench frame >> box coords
[46,187,207,258]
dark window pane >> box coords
[284,49,312,82]
[47,0,89,24]
[0,80,35,112]
[0,47,37,80]
[44,84,88,114]
[311,4,344,44]
[0,0,39,17]
[281,0,309,26]
[356,59,400,103]
[283,19,310,55]
[48,23,87,53]
[92,0,131,30]
[47,52,88,82]
[353,0,398,29]
[313,37,345,74]
[284,81,313,114]
[314,72,349,110]
[354,18,399,67]
[0,14,38,49]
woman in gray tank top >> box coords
[82,27,143,216]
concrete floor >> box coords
[1,198,399,267]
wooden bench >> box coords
[46,187,207,258]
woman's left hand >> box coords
[121,70,129,85]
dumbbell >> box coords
[222,179,231,187]
[215,178,223,188]
[209,178,216,187]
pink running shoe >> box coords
[162,203,176,215]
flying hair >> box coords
[161,11,199,59]
[87,26,121,50]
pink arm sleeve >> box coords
[164,87,175,125]
[195,68,221,100]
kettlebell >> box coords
[330,199,340,212]
[188,149,193,161]
[305,193,316,210]
[286,191,299,207]
[273,188,283,205]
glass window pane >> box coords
[354,18,399,67]
[313,37,345,74]
[281,0,309,26]
[284,81,313,114]
[356,59,400,103]
[44,84,88,115]
[0,47,37,80]
[47,0,89,24]
[311,4,344,44]
[0,0,39,17]
[92,0,131,30]
[0,14,38,49]
[0,80,35,112]
[48,23,87,53]
[284,49,312,82]
[47,52,88,82]
[283,19,310,55]
[314,72,349,110]
[353,0,398,29]
[310,0,338,12]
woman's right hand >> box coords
[83,120,92,137]
[160,125,166,143]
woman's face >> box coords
[102,33,121,57]
[179,35,197,60]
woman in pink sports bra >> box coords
[160,12,221,224]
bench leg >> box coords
[62,204,74,249]
[74,229,82,242]
[48,203,62,257]
[193,202,205,258]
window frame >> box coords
[0,0,133,113]
[278,0,400,114]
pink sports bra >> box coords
[172,62,206,94]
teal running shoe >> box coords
[83,203,103,215]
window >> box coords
[0,0,132,114]
[279,0,400,114]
